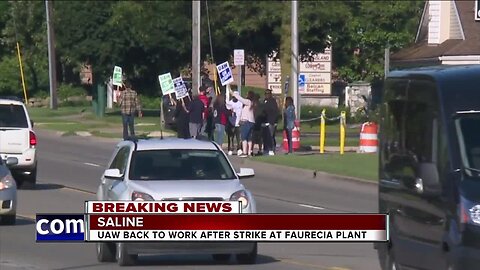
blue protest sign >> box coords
[216,61,234,86]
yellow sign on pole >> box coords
[320,109,326,154]
[340,111,346,155]
[16,42,28,104]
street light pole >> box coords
[291,1,299,119]
[192,1,201,94]
[45,0,57,109]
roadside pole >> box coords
[192,1,201,94]
[45,0,58,109]
[234,49,244,95]
[291,1,299,120]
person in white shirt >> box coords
[231,90,256,157]
[226,96,243,155]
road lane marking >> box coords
[281,258,351,270]
[83,162,101,167]
[298,203,325,210]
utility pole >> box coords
[291,1,299,119]
[45,0,57,109]
[384,47,390,78]
[192,1,201,94]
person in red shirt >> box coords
[198,86,210,136]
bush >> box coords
[58,84,87,101]
[33,90,49,99]
[139,95,162,110]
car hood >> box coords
[126,179,245,200]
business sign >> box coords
[216,61,234,86]
[303,73,331,84]
[173,77,189,99]
[112,66,123,86]
[476,0,480,21]
[267,83,282,94]
[299,62,332,73]
[304,83,331,95]
[158,73,175,95]
[234,49,245,66]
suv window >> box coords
[0,104,28,128]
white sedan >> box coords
[96,138,257,266]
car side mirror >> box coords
[104,168,123,180]
[414,163,441,196]
[5,157,18,167]
[237,168,254,179]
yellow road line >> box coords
[281,258,351,270]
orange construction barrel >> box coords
[358,122,378,153]
[283,120,301,152]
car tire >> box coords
[0,215,16,225]
[96,242,116,262]
[236,243,257,264]
[212,254,231,263]
[116,242,137,266]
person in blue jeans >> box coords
[231,90,256,157]
[283,96,296,154]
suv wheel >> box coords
[0,215,16,225]
[96,242,116,262]
[236,243,257,264]
[116,242,137,266]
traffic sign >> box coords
[298,74,306,87]
[158,73,175,95]
[234,49,245,66]
[112,66,123,86]
[216,61,234,86]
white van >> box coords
[0,98,37,187]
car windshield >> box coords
[0,104,28,128]
[129,149,236,180]
[455,113,480,176]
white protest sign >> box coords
[112,66,123,87]
[216,61,234,86]
[173,77,189,99]
[234,49,244,66]
[158,73,175,95]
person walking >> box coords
[262,89,279,155]
[284,96,296,154]
[187,94,205,138]
[174,96,190,139]
[212,94,228,147]
[231,90,256,157]
[119,82,142,140]
[226,95,242,155]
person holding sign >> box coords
[119,82,142,140]
[230,89,256,157]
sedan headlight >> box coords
[131,191,154,201]
[0,174,16,190]
[230,190,249,209]
[460,197,480,226]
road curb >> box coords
[238,158,378,187]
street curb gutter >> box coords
[238,158,378,187]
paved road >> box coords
[0,129,380,270]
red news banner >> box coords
[85,202,388,242]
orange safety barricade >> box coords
[358,122,378,153]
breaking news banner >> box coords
[86,214,388,242]
[36,202,389,243]
[85,201,242,214]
